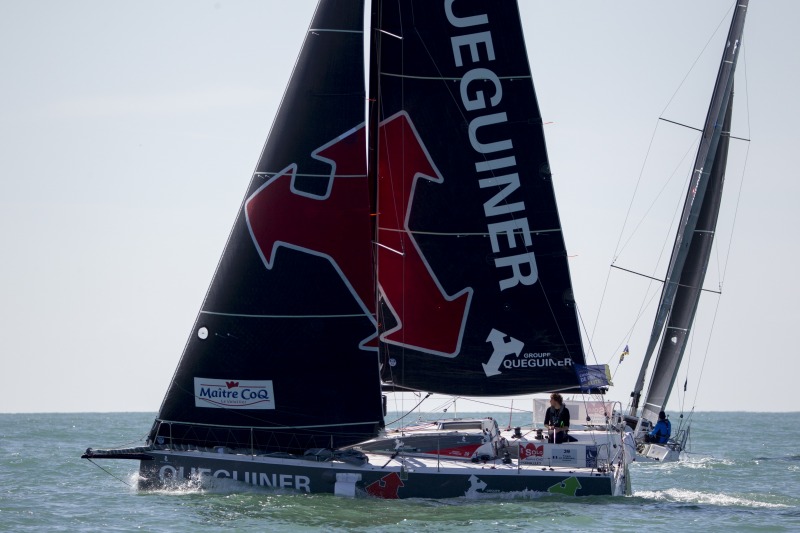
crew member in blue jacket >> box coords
[645,411,671,444]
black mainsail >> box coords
[630,0,748,423]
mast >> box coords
[630,0,748,418]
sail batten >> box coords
[254,173,369,178]
[380,72,532,81]
[307,29,364,34]
[199,311,372,319]
[375,228,560,236]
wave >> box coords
[631,453,733,470]
[634,488,789,509]
[679,454,734,468]
[130,471,303,496]
[752,455,800,462]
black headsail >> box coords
[630,0,748,421]
[149,0,384,455]
[373,1,588,396]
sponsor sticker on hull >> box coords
[194,378,275,410]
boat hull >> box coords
[635,442,682,462]
[138,449,623,498]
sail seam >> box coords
[199,310,371,318]
[376,227,561,236]
[380,72,531,81]
[308,29,363,34]
[252,172,367,178]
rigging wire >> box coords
[615,136,702,260]
[591,120,663,348]
[690,296,723,413]
[384,392,431,426]
[591,119,700,370]
[576,304,599,365]
[719,51,751,286]
[85,459,133,488]
[608,286,660,379]
[536,276,582,366]
[592,60,706,346]
[438,396,537,416]
[604,134,700,402]
[677,326,694,417]
[594,4,738,392]
[658,4,735,117]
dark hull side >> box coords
[137,450,618,499]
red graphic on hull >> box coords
[377,112,472,356]
[520,443,544,459]
[365,472,405,499]
[244,113,471,355]
[429,444,482,458]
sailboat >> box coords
[82,0,630,498]
[623,0,749,462]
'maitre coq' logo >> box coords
[194,378,275,410]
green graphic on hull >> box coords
[547,476,582,496]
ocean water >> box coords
[1,411,798,532]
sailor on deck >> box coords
[544,392,570,444]
[645,411,671,444]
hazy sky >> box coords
[1,1,797,414]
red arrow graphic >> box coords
[377,112,472,357]
[365,472,404,499]
[244,125,377,349]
